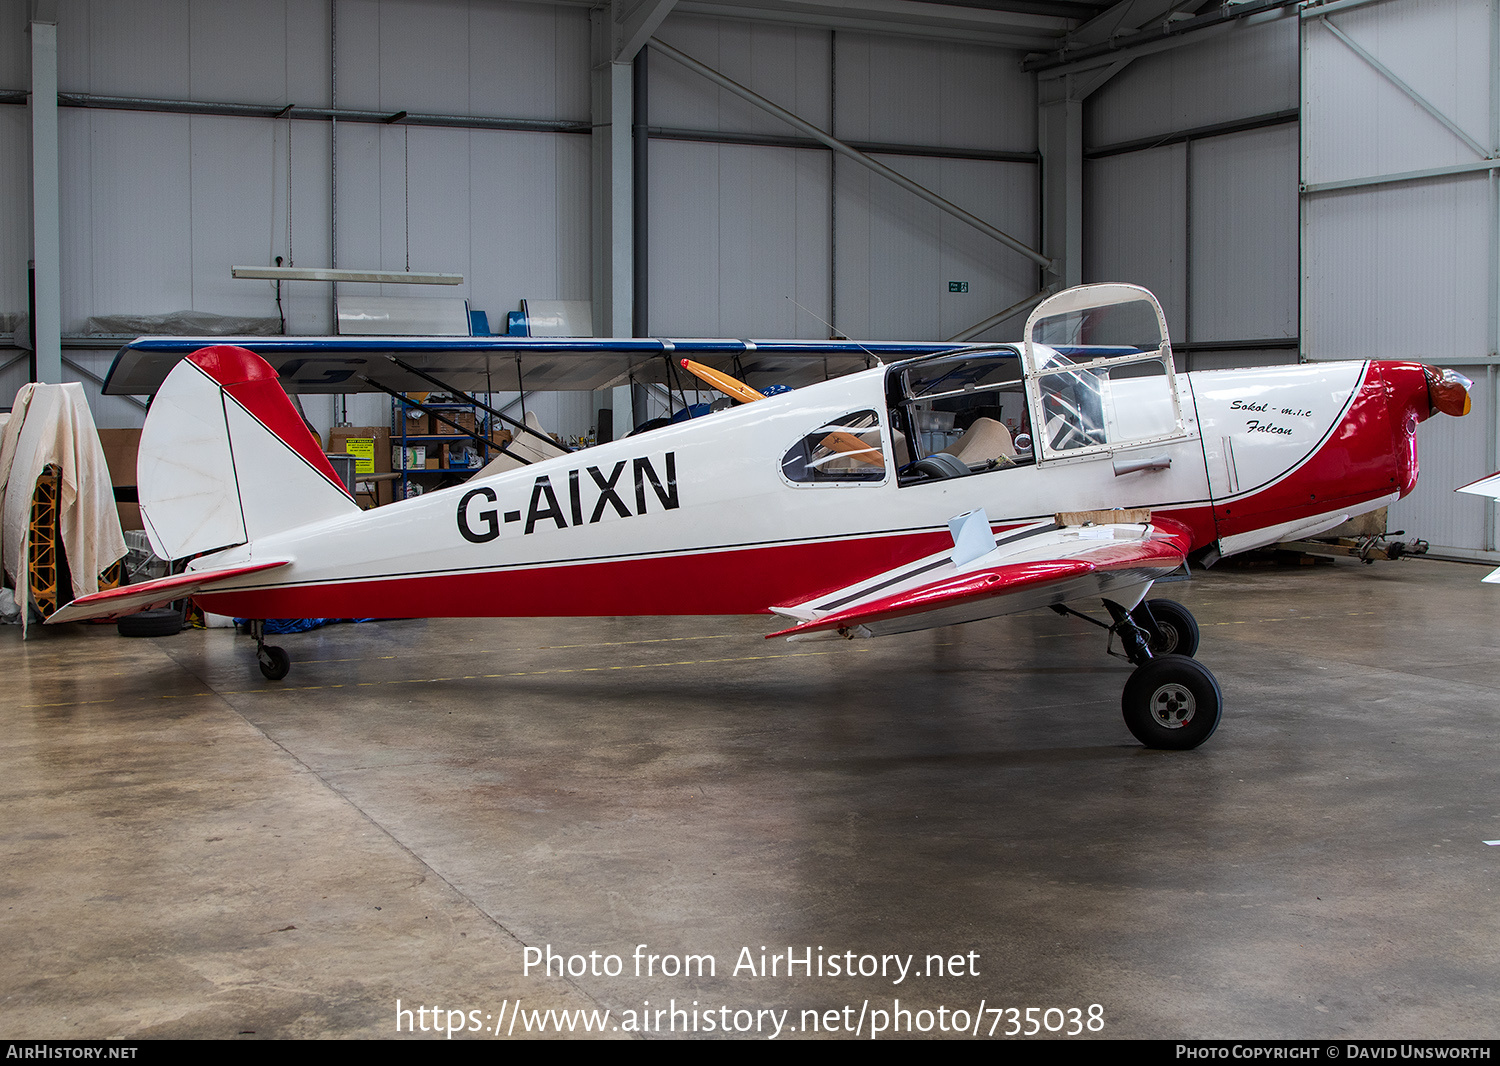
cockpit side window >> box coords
[781,410,886,484]
[888,352,1035,484]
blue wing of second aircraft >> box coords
[103,335,992,396]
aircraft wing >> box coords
[47,559,292,623]
[102,336,983,396]
[1457,470,1500,500]
[1456,472,1500,583]
[767,511,1192,640]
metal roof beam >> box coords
[1025,0,1297,73]
[673,0,1071,49]
[1064,0,1214,48]
[615,0,678,62]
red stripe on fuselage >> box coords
[197,528,959,619]
[197,506,1225,622]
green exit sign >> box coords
[949,281,969,293]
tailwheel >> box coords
[258,644,291,681]
[1130,598,1200,658]
[1122,654,1222,750]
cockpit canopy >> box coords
[1023,283,1185,460]
[885,284,1190,483]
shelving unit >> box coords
[391,397,499,500]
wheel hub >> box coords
[1150,682,1196,728]
[1152,621,1180,654]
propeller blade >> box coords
[679,358,766,404]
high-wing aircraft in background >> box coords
[49,284,1473,750]
[1456,472,1500,582]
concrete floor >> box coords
[2,556,1498,1040]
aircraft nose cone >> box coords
[1426,366,1473,417]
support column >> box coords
[29,5,61,384]
[1038,78,1083,291]
[591,11,633,338]
[1037,61,1129,293]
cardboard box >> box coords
[97,428,141,487]
[399,406,427,436]
[353,477,397,508]
[393,444,427,470]
[330,426,391,476]
[431,410,478,436]
[351,476,399,509]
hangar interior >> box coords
[2,0,1499,1041]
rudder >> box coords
[138,345,358,560]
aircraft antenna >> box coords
[786,296,883,366]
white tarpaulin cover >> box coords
[0,384,128,636]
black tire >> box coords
[117,607,184,638]
[1121,654,1222,750]
[1131,598,1200,658]
[258,645,291,681]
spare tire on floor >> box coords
[117,607,184,638]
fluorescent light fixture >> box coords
[232,266,464,285]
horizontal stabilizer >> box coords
[47,560,291,624]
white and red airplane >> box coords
[49,284,1472,750]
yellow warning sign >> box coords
[344,437,376,474]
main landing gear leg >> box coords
[251,620,291,681]
[1049,599,1222,750]
[1102,599,1154,667]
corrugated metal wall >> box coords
[647,15,1039,342]
[0,92,28,408]
[1085,17,1299,143]
[1083,17,1300,369]
[830,32,1038,343]
[1301,0,1498,556]
[4,0,593,431]
[1,0,34,405]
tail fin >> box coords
[138,345,358,560]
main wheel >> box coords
[1131,598,1200,658]
[258,645,291,681]
[1121,654,1222,750]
